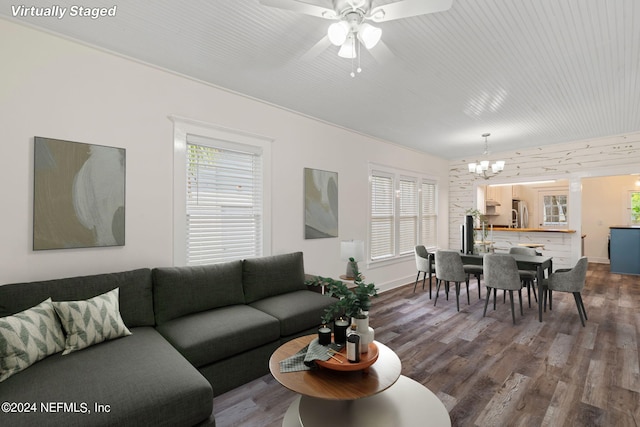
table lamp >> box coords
[340,240,365,279]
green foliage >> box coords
[465,208,489,240]
[305,258,378,325]
[632,192,640,223]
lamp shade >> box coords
[338,35,357,58]
[328,21,349,46]
[341,240,365,262]
[357,23,382,49]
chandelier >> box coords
[468,133,505,180]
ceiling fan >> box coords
[259,0,453,70]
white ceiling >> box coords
[2,0,639,159]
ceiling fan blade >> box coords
[368,0,453,23]
[367,40,394,64]
[301,35,332,61]
[259,0,338,20]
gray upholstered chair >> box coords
[542,257,588,326]
[434,250,470,312]
[414,245,433,297]
[483,253,523,324]
[463,263,483,299]
[509,246,538,307]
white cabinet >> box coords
[485,200,500,216]
[512,185,521,200]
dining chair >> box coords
[509,246,538,307]
[483,253,523,324]
[542,257,588,326]
[434,250,470,312]
[413,245,433,297]
[463,263,483,299]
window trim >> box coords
[171,116,272,266]
[368,164,438,265]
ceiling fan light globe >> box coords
[328,21,349,46]
[338,39,357,58]
[357,23,382,49]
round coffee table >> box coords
[270,335,451,427]
[269,334,401,400]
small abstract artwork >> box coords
[304,168,338,239]
[33,137,126,250]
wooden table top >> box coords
[518,243,545,248]
[269,334,402,400]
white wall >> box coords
[0,19,449,290]
[582,175,640,263]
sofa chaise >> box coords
[0,252,333,426]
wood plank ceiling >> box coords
[2,0,639,159]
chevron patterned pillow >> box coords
[0,298,66,382]
[53,288,132,355]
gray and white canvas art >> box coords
[304,168,338,239]
[33,137,126,250]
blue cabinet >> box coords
[610,227,640,275]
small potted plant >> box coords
[307,258,378,326]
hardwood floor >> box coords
[213,263,640,426]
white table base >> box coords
[282,375,451,427]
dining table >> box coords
[428,252,553,322]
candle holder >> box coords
[333,317,349,346]
[318,325,332,346]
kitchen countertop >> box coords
[477,227,577,233]
[609,225,640,229]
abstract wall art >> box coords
[33,137,126,250]
[304,167,338,239]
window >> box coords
[369,167,437,262]
[421,181,437,248]
[398,178,418,255]
[186,139,262,265]
[630,191,640,224]
[173,118,271,266]
[370,173,394,260]
[542,194,568,225]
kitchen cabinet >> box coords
[485,199,500,216]
[512,185,521,199]
[484,185,512,226]
[610,226,640,275]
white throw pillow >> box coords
[0,298,66,382]
[53,288,131,355]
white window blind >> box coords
[421,181,437,248]
[186,139,262,265]
[370,173,394,260]
[369,166,438,262]
[399,178,418,255]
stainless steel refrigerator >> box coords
[512,200,529,228]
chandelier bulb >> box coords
[350,71,355,77]
[357,67,362,73]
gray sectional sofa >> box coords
[0,252,333,426]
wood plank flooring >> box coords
[212,263,640,426]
